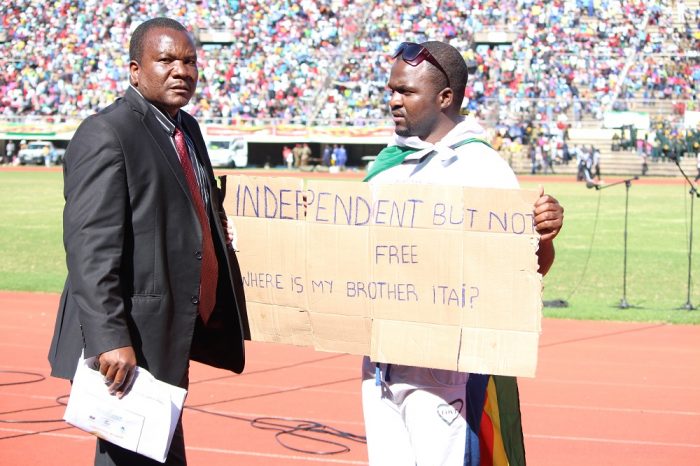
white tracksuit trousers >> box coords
[361,357,469,466]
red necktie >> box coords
[174,127,218,324]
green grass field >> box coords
[2,169,699,324]
[0,170,66,292]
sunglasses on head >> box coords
[392,42,450,88]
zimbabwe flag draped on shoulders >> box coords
[465,374,526,466]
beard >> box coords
[394,126,412,138]
[394,117,435,140]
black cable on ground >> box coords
[0,370,45,386]
[186,406,366,455]
[0,370,366,456]
[0,425,75,441]
[562,186,603,303]
[0,371,67,425]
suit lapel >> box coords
[124,88,194,205]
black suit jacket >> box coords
[48,87,249,387]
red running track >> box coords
[0,292,698,465]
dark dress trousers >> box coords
[48,86,249,412]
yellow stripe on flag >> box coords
[485,377,509,466]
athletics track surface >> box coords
[0,292,698,466]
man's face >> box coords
[387,59,443,142]
[130,28,198,117]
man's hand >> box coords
[218,210,238,251]
[98,346,137,399]
[534,185,564,242]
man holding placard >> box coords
[361,41,564,465]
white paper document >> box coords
[63,356,187,463]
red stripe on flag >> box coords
[480,390,495,466]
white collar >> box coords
[393,116,489,162]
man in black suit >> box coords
[47,17,249,465]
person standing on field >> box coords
[48,17,249,466]
[362,40,564,465]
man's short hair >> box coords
[129,17,188,63]
[420,41,468,110]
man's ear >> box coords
[438,87,453,110]
[129,60,140,87]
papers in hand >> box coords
[63,356,187,463]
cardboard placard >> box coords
[223,175,542,377]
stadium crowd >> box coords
[327,0,699,125]
[1,0,698,164]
